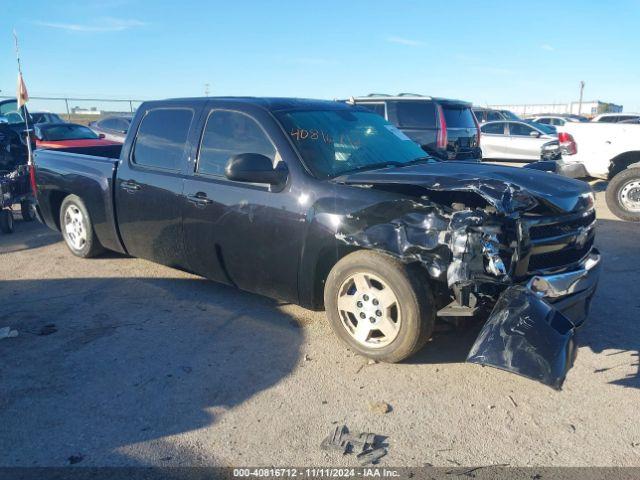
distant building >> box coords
[488,101,623,117]
[71,106,102,115]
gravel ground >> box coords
[0,180,639,468]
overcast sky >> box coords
[2,0,638,112]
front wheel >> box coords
[606,168,640,221]
[59,195,104,258]
[324,250,435,363]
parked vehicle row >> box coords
[31,96,601,388]
[347,94,482,162]
[527,121,640,221]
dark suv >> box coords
[348,94,481,161]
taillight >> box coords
[29,164,37,195]
[436,105,447,149]
[558,132,577,155]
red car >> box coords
[34,123,121,149]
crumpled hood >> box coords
[336,161,592,214]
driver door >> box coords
[181,106,305,302]
[507,122,545,160]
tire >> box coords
[324,250,435,363]
[0,209,14,234]
[606,168,640,222]
[20,200,36,222]
[59,195,104,258]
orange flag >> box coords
[17,72,29,107]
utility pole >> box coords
[578,81,585,115]
[204,83,210,97]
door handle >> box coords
[120,181,141,193]
[187,192,212,206]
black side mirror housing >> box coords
[225,153,288,187]
[530,130,542,138]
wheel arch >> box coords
[608,151,640,179]
[48,189,72,231]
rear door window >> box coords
[132,108,193,170]
[481,122,505,135]
[395,102,436,128]
[358,103,386,118]
[197,110,276,177]
[442,106,477,128]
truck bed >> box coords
[33,146,126,253]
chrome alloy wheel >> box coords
[64,204,87,251]
[336,272,401,348]
[619,179,640,212]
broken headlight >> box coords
[481,233,508,277]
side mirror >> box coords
[530,130,541,138]
[98,133,106,139]
[225,153,288,186]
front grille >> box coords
[528,210,596,240]
[524,209,596,273]
[528,237,594,271]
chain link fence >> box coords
[0,95,146,125]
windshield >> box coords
[527,121,556,135]
[275,109,433,179]
[40,124,99,141]
[0,100,30,125]
[500,110,521,121]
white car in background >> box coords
[530,114,589,127]
[479,120,559,161]
[529,121,640,221]
[591,113,640,123]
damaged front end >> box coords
[332,167,601,388]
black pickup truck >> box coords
[33,97,601,388]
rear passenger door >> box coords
[116,106,198,268]
[181,105,305,302]
[479,122,507,159]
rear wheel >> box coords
[59,195,104,258]
[606,168,640,221]
[0,209,14,234]
[324,250,435,363]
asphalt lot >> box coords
[0,177,639,467]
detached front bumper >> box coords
[467,249,601,389]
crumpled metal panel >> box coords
[467,286,577,389]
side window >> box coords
[473,110,486,123]
[536,118,550,125]
[197,110,276,176]
[486,111,502,122]
[358,103,386,118]
[509,123,534,136]
[132,108,193,170]
[395,102,436,128]
[481,122,505,135]
[100,118,118,130]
